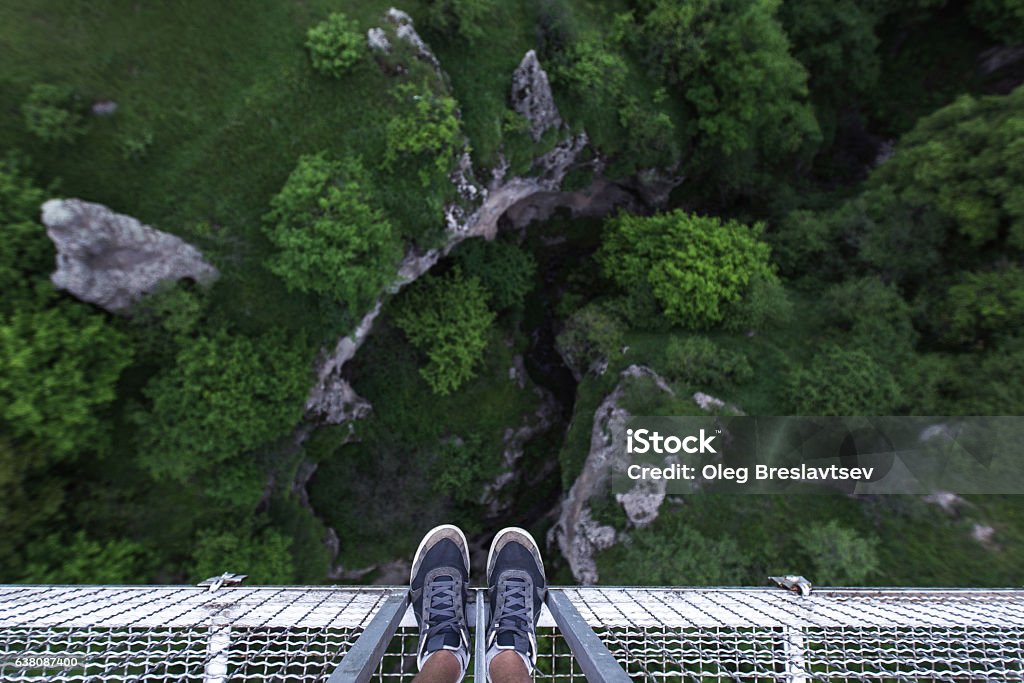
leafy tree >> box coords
[797,520,879,585]
[305,13,364,77]
[384,84,463,187]
[778,0,880,107]
[787,344,902,415]
[263,154,400,310]
[393,268,495,395]
[452,238,536,310]
[867,87,1024,249]
[193,525,295,584]
[136,328,309,479]
[556,302,625,377]
[633,0,820,187]
[820,277,917,366]
[553,36,628,110]
[0,303,132,459]
[21,83,85,143]
[598,210,778,329]
[20,531,148,583]
[601,520,751,585]
[423,0,495,43]
[662,336,754,388]
[432,433,493,504]
[943,267,1024,347]
[0,437,64,578]
[969,0,1024,44]
[0,160,52,313]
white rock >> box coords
[42,198,217,313]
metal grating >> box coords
[2,585,1023,681]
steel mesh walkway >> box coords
[1,585,1022,681]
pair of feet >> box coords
[410,525,546,682]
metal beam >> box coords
[327,592,408,683]
[546,590,632,683]
[474,588,488,682]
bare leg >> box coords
[412,650,462,683]
[489,649,532,683]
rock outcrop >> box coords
[549,365,675,584]
[42,198,218,313]
[511,49,562,141]
[304,11,684,433]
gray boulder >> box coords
[510,50,562,142]
[42,198,218,313]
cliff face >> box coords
[306,9,684,425]
[42,198,218,313]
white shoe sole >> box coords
[410,524,470,584]
[485,526,545,585]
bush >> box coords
[384,84,462,187]
[662,336,753,388]
[136,328,309,479]
[263,153,400,311]
[20,531,148,583]
[556,302,625,377]
[305,13,364,77]
[797,520,879,585]
[598,210,778,329]
[21,83,84,143]
[452,238,536,310]
[820,277,917,365]
[943,267,1024,347]
[423,0,495,43]
[600,518,752,585]
[969,0,1024,44]
[393,268,495,395]
[0,303,133,459]
[193,525,295,584]
[786,344,903,415]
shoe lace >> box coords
[425,576,462,644]
[495,577,531,635]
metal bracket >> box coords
[770,575,813,596]
[546,590,632,683]
[197,573,248,592]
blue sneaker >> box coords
[484,527,547,675]
[410,525,471,680]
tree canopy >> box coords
[598,210,778,329]
[263,153,400,311]
[393,268,495,395]
[136,328,309,479]
[0,303,132,459]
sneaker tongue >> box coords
[496,627,527,649]
[427,630,461,652]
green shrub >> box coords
[944,267,1024,347]
[0,303,133,459]
[423,0,495,43]
[118,128,154,161]
[556,302,625,377]
[598,210,778,329]
[21,83,85,143]
[136,328,309,479]
[263,153,400,311]
[969,0,1024,44]
[452,238,536,310]
[384,83,462,187]
[392,268,495,395]
[797,519,879,585]
[20,531,148,583]
[786,344,903,415]
[662,336,753,388]
[193,525,295,584]
[305,13,364,77]
[820,277,917,365]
